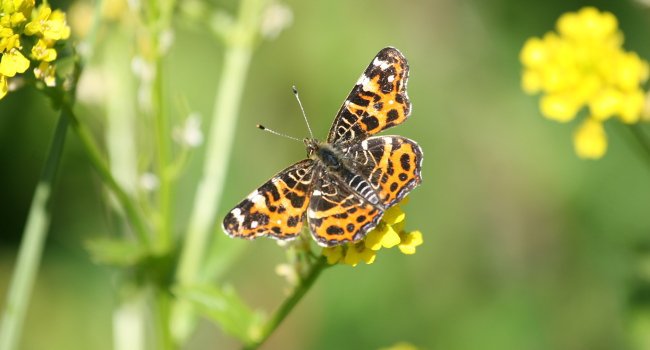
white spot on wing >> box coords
[389,100,394,105]
[373,57,390,70]
[313,190,322,196]
[387,75,395,82]
[357,74,371,91]
[231,208,245,224]
[249,191,265,205]
[276,219,282,225]
[251,221,258,229]
[361,140,368,150]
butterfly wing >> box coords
[223,159,315,241]
[307,167,384,247]
[346,136,423,208]
[327,47,411,144]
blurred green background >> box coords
[2,0,650,349]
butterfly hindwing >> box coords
[307,168,384,247]
[327,47,411,144]
[346,135,423,207]
[222,159,314,241]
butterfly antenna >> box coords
[256,124,303,142]
[292,85,314,139]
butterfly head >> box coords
[305,139,344,170]
[304,138,319,158]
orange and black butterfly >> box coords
[223,47,423,247]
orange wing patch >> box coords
[222,159,314,241]
[348,136,423,207]
[327,47,411,144]
[307,173,383,247]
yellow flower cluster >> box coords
[0,0,71,99]
[520,7,649,159]
[322,198,423,267]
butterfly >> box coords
[222,47,423,247]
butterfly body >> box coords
[223,47,423,247]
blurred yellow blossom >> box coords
[574,118,607,159]
[379,342,419,350]
[520,7,649,159]
[322,198,422,267]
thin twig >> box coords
[243,258,328,350]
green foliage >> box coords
[174,284,264,344]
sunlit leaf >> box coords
[174,284,264,343]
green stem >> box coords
[153,47,173,253]
[65,104,151,247]
[0,111,69,350]
[171,0,266,342]
[154,290,174,350]
[627,124,650,171]
[171,43,254,342]
[243,258,328,350]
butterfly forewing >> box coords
[222,159,314,241]
[327,47,411,144]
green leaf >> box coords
[84,237,148,267]
[174,284,264,343]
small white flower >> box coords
[173,112,204,148]
[131,56,155,83]
[139,172,159,191]
[158,29,175,55]
[260,2,293,40]
[275,263,298,286]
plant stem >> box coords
[154,290,174,350]
[243,258,328,350]
[66,104,151,247]
[171,0,265,341]
[152,43,173,252]
[171,44,254,342]
[0,111,69,350]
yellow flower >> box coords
[365,224,400,251]
[25,5,70,41]
[0,28,20,52]
[322,245,343,265]
[0,48,29,76]
[574,118,607,159]
[34,61,55,86]
[322,198,422,266]
[343,243,376,267]
[1,0,35,19]
[0,74,7,99]
[30,38,56,61]
[398,231,423,255]
[520,7,649,158]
